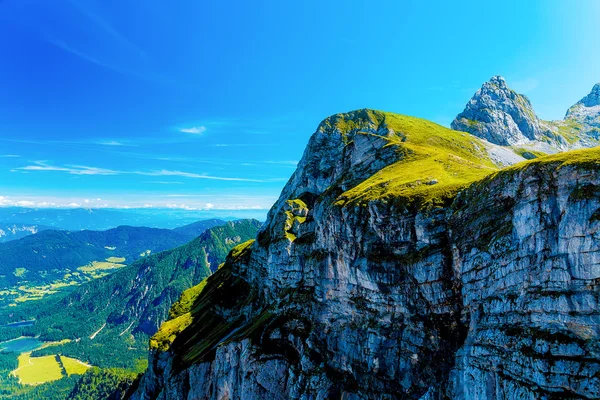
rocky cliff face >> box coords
[128,108,600,399]
[566,83,600,134]
[451,76,543,146]
[452,77,600,152]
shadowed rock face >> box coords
[566,83,600,131]
[129,110,600,400]
[573,83,600,109]
[451,76,542,146]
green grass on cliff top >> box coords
[500,145,600,174]
[335,110,600,208]
[335,111,499,208]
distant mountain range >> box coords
[0,207,267,232]
[3,219,262,371]
[0,223,52,243]
[0,219,227,295]
[171,218,227,238]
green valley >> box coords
[0,219,262,398]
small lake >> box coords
[0,337,43,353]
[0,320,35,328]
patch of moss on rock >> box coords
[150,313,193,352]
[169,278,209,319]
[229,239,255,262]
[318,109,385,144]
[284,199,308,242]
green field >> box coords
[0,257,126,307]
[105,257,126,263]
[13,353,63,385]
[61,356,91,376]
[12,351,91,386]
[76,258,126,275]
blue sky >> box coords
[0,0,599,211]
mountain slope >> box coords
[0,223,52,243]
[131,109,600,399]
[16,219,262,369]
[0,207,150,231]
[452,76,600,152]
[451,75,543,145]
[67,368,138,400]
[172,219,226,239]
[565,82,600,134]
[0,219,233,305]
[0,226,190,289]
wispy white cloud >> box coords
[265,160,299,166]
[13,161,264,182]
[180,126,207,134]
[94,140,134,147]
[0,194,274,211]
[41,34,169,85]
[0,155,21,158]
[1,137,137,148]
[68,165,120,175]
[67,0,147,58]
[15,161,119,175]
[34,0,172,86]
[45,36,128,76]
[136,169,263,182]
[143,181,184,185]
[155,157,185,161]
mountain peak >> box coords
[453,77,600,149]
[580,82,600,107]
[451,76,542,146]
[565,82,600,123]
[488,75,508,87]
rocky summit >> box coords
[127,101,600,400]
[566,83,600,131]
[452,76,600,152]
[451,76,543,146]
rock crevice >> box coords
[130,109,600,400]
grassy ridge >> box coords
[149,110,600,381]
[335,112,497,208]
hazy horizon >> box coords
[1,0,599,210]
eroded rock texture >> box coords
[452,77,600,151]
[130,110,600,400]
[451,76,543,146]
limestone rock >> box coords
[452,77,600,151]
[565,82,600,133]
[451,76,542,146]
[129,110,600,400]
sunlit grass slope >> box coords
[333,111,498,208]
[13,353,63,385]
[61,355,91,376]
